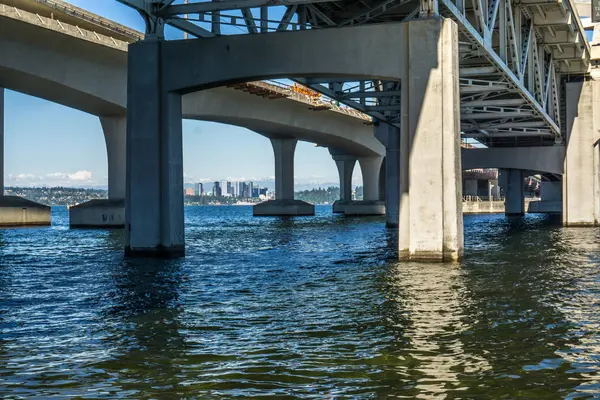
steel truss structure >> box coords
[118,0,591,147]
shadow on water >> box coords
[93,258,188,398]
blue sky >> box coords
[5,0,362,188]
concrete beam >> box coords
[461,146,565,175]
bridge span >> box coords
[0,0,598,261]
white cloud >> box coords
[68,170,93,181]
[5,170,101,188]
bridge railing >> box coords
[0,3,129,50]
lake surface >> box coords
[1,206,600,398]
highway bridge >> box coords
[0,0,597,261]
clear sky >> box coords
[4,0,363,188]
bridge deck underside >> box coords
[134,0,589,148]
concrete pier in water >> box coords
[253,138,314,216]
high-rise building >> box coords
[248,182,254,198]
[226,181,233,197]
[221,180,228,197]
[213,181,221,197]
[198,182,204,196]
[193,182,200,196]
[252,187,259,198]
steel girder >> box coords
[118,0,590,147]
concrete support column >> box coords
[500,169,525,216]
[126,40,184,256]
[253,137,313,216]
[272,137,296,200]
[398,18,463,261]
[358,156,383,201]
[100,116,126,200]
[0,88,3,195]
[375,123,400,227]
[563,81,600,226]
[70,116,127,228]
[330,149,356,214]
[343,155,385,216]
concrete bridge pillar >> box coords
[253,137,314,216]
[0,87,3,195]
[329,150,356,214]
[500,169,525,216]
[101,116,126,200]
[344,156,385,216]
[563,81,600,226]
[396,18,463,261]
[375,123,400,227]
[69,116,127,228]
[126,40,185,257]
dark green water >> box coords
[0,206,599,398]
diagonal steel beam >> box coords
[161,0,338,16]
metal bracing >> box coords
[118,0,590,147]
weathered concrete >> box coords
[397,18,463,261]
[463,201,505,214]
[253,137,315,216]
[563,80,600,226]
[348,156,385,216]
[126,40,184,257]
[330,149,356,214]
[69,199,125,228]
[500,169,525,216]
[375,123,400,226]
[0,196,51,226]
[253,199,314,216]
[462,146,565,175]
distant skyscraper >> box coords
[226,181,233,197]
[248,182,254,198]
[198,182,204,196]
[213,181,221,197]
[193,182,200,196]
[221,180,228,197]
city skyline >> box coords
[3,0,365,189]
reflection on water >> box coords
[0,207,600,398]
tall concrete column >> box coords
[358,156,383,201]
[100,116,126,200]
[330,149,356,214]
[375,123,400,227]
[563,80,600,226]
[272,138,296,200]
[126,40,184,256]
[69,116,127,228]
[0,87,3,196]
[253,137,314,216]
[398,18,463,261]
[500,169,525,216]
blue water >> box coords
[1,206,600,398]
